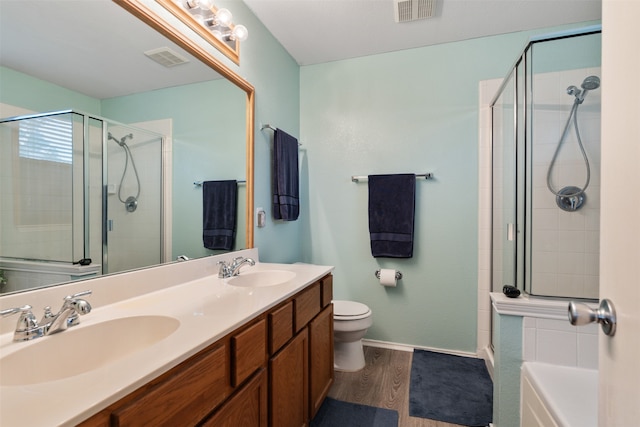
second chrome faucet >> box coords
[217,257,255,278]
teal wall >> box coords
[298,25,595,352]
[493,312,523,427]
[0,66,101,114]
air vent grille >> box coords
[144,47,189,67]
[394,0,436,23]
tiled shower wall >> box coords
[530,68,601,299]
[105,126,163,274]
[523,316,598,369]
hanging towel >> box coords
[272,129,300,221]
[202,180,237,251]
[368,174,416,258]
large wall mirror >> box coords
[0,0,254,295]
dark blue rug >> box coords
[409,350,493,427]
[311,397,399,427]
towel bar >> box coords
[352,173,433,183]
[194,180,246,187]
[260,124,302,146]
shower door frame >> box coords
[0,109,166,279]
[490,26,602,301]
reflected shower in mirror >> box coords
[0,0,253,295]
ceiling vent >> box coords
[144,47,190,67]
[394,0,436,23]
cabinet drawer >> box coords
[320,275,333,308]
[294,282,321,332]
[269,301,293,355]
[232,319,267,387]
[112,343,230,426]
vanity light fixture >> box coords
[156,0,248,64]
[179,0,248,41]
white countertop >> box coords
[0,253,333,427]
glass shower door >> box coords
[492,71,518,293]
[104,124,163,274]
[0,112,84,263]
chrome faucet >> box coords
[0,290,92,341]
[0,305,42,341]
[41,290,92,335]
[217,257,255,278]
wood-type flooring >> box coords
[327,346,465,427]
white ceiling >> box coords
[0,0,217,100]
[242,0,602,66]
[0,0,601,101]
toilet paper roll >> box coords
[379,268,397,287]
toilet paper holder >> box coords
[375,270,402,280]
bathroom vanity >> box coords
[0,249,334,427]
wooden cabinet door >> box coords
[202,369,268,427]
[309,304,334,419]
[231,319,266,387]
[270,328,309,427]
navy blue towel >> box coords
[272,129,299,221]
[202,180,237,250]
[368,174,416,258]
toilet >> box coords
[332,300,373,372]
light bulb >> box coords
[193,13,206,26]
[211,29,223,40]
[215,8,233,26]
[198,0,213,10]
[231,24,248,42]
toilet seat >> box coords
[333,300,371,320]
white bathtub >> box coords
[521,362,597,427]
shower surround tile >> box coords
[530,68,601,299]
[522,317,598,370]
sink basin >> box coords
[227,270,296,287]
[0,315,179,386]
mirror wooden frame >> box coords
[115,0,254,249]
[154,0,242,65]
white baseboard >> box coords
[362,338,478,359]
[478,345,495,380]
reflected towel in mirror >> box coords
[203,180,237,250]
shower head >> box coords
[107,132,133,147]
[581,75,600,91]
[568,76,600,104]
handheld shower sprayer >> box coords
[566,75,601,104]
[548,75,600,211]
[108,132,140,212]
